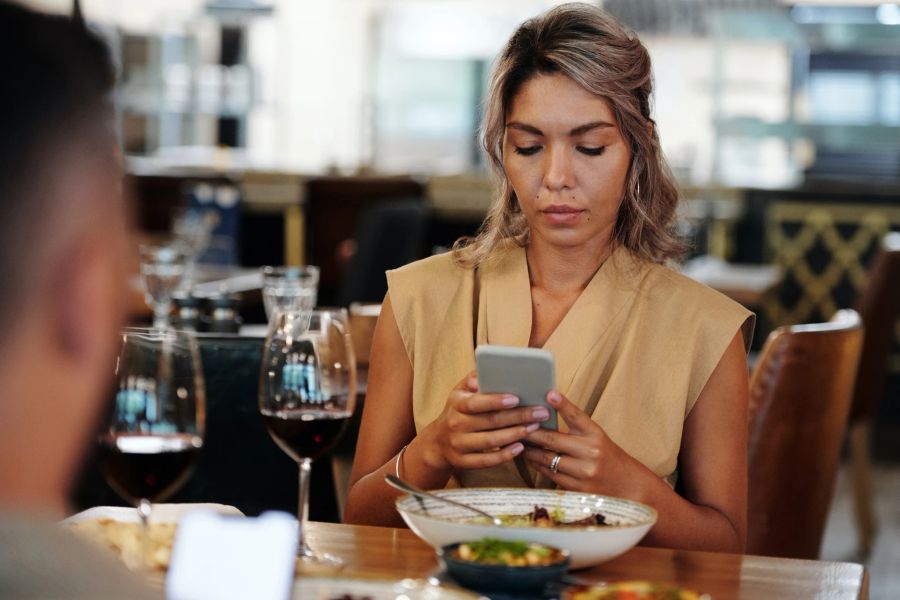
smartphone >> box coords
[475,344,557,430]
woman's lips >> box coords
[541,204,585,224]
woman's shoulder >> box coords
[386,251,475,316]
[634,259,738,308]
[386,251,470,293]
[636,259,755,350]
[386,251,475,357]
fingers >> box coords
[450,388,520,415]
[455,370,479,393]
[453,442,525,470]
[464,405,551,432]
[451,422,541,453]
[529,459,583,491]
[546,390,594,434]
[524,427,600,460]
[522,446,601,481]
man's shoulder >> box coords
[0,515,160,599]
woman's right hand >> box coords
[420,371,550,473]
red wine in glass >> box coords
[101,327,205,570]
[259,309,356,565]
[97,432,202,503]
[261,409,350,462]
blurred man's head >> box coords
[0,1,129,514]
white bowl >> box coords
[396,488,656,569]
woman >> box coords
[344,3,753,553]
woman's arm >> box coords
[523,331,749,552]
[343,293,421,526]
[344,293,546,526]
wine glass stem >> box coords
[153,302,171,329]
[183,258,196,291]
[297,458,313,556]
[138,497,152,569]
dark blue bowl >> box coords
[439,542,570,595]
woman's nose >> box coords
[543,145,574,190]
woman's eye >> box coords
[577,146,606,156]
[514,146,541,156]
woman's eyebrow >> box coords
[506,122,543,135]
[569,121,614,136]
[505,120,615,136]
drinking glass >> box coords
[171,207,217,292]
[261,265,320,323]
[98,328,205,567]
[140,244,187,329]
[259,308,356,564]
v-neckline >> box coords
[481,243,639,399]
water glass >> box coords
[171,208,217,291]
[140,244,187,329]
[261,266,319,322]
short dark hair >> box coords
[0,1,116,326]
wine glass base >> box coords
[296,545,344,572]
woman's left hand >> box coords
[522,390,630,494]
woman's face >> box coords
[502,72,631,251]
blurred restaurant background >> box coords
[23,0,900,595]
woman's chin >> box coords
[532,227,598,250]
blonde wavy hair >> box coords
[453,2,686,267]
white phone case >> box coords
[475,344,557,430]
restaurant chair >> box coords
[336,200,428,306]
[746,309,863,559]
[305,176,425,303]
[846,232,900,557]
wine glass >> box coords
[140,244,187,329]
[261,265,320,323]
[98,328,205,568]
[171,207,217,292]
[259,308,357,564]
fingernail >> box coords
[547,391,561,405]
[531,407,549,420]
[510,442,524,456]
[501,395,519,407]
[526,423,540,433]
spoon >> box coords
[385,474,502,526]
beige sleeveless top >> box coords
[386,243,754,488]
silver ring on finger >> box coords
[549,453,562,474]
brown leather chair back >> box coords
[849,232,900,423]
[747,310,863,559]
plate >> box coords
[62,503,244,573]
[293,575,485,599]
[396,489,656,569]
[63,503,244,525]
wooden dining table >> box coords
[300,521,869,599]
